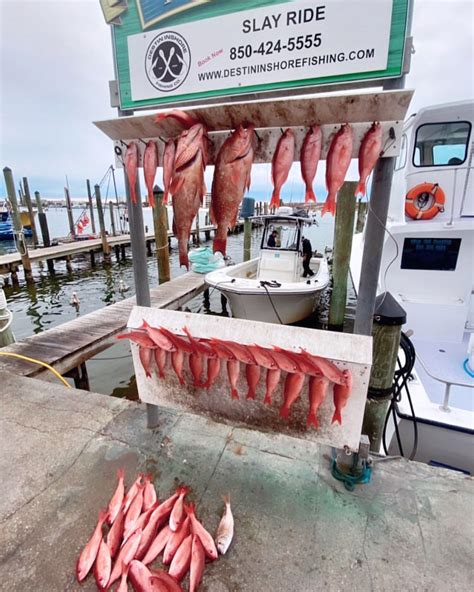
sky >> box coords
[0,0,473,201]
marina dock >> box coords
[1,371,472,591]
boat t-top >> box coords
[205,213,329,324]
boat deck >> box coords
[1,371,472,591]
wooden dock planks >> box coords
[0,271,206,378]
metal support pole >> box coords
[354,157,396,336]
[243,218,252,261]
[3,167,34,283]
[153,187,171,284]
[22,177,39,247]
[94,184,111,263]
[64,187,76,240]
[109,202,117,236]
[329,181,357,329]
[34,191,51,247]
[86,179,97,234]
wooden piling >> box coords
[3,167,34,284]
[109,202,117,236]
[94,184,111,263]
[243,218,252,261]
[22,177,39,247]
[64,187,76,240]
[153,189,171,284]
[356,200,368,233]
[328,181,358,330]
[263,202,269,215]
[86,179,97,234]
[34,191,51,247]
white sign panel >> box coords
[128,0,393,101]
[128,307,373,451]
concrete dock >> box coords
[1,372,472,591]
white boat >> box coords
[205,214,329,324]
[350,100,474,473]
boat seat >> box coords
[257,250,299,282]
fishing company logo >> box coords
[145,31,191,93]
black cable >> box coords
[382,331,417,459]
[260,281,283,324]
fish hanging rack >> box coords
[94,89,413,169]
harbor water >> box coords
[2,210,356,398]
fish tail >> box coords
[221,493,231,506]
[117,468,125,479]
[263,392,272,405]
[279,406,290,420]
[321,193,336,217]
[98,508,108,522]
[355,180,366,197]
[148,189,155,208]
[158,370,165,379]
[332,409,342,425]
[269,188,280,209]
[179,250,190,270]
[130,184,137,205]
[213,237,227,255]
[306,411,319,429]
[163,189,169,205]
[246,389,256,400]
[230,388,239,400]
[178,375,185,386]
[305,187,317,203]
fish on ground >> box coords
[300,125,322,203]
[123,482,145,538]
[211,123,255,255]
[108,527,142,587]
[270,128,295,209]
[107,504,125,558]
[186,503,218,560]
[190,535,206,592]
[143,474,157,511]
[356,122,382,197]
[163,516,191,565]
[168,533,193,582]
[123,473,144,514]
[143,140,159,207]
[107,468,125,525]
[93,538,111,589]
[124,141,139,205]
[322,124,353,216]
[150,568,184,592]
[76,509,108,582]
[142,525,173,565]
[215,494,234,555]
[169,486,190,532]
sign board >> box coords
[128,308,372,451]
[108,0,409,110]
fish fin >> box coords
[163,189,169,205]
[269,188,280,209]
[148,189,155,208]
[355,180,366,197]
[230,388,239,400]
[246,389,256,400]
[213,237,227,255]
[305,187,317,203]
[332,409,342,425]
[117,468,125,479]
[263,393,272,405]
[306,412,319,429]
[221,493,231,505]
[130,184,137,205]
[98,508,108,522]
[321,193,336,217]
[179,252,189,270]
[170,176,185,196]
[279,406,290,420]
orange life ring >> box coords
[405,183,445,220]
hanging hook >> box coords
[120,140,129,149]
[157,136,168,144]
[254,129,262,143]
[138,138,148,146]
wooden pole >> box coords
[64,187,76,240]
[109,202,116,236]
[328,181,358,330]
[22,177,39,247]
[152,187,170,284]
[34,191,51,247]
[94,184,111,263]
[243,218,252,261]
[86,179,97,234]
[3,167,33,283]
[355,199,368,233]
[195,209,201,245]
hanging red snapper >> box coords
[356,122,382,197]
[124,141,139,205]
[264,368,281,405]
[144,140,158,207]
[280,372,305,419]
[171,124,206,269]
[300,125,322,203]
[332,369,353,424]
[245,363,261,399]
[270,128,295,209]
[163,139,176,205]
[211,124,255,255]
[307,376,329,428]
[322,124,353,216]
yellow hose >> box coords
[0,351,72,389]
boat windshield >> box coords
[262,220,300,251]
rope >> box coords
[0,352,72,389]
[331,458,372,491]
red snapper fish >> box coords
[124,141,139,205]
[144,140,159,207]
[143,474,157,511]
[322,124,353,216]
[108,528,142,586]
[107,504,125,558]
[190,535,206,592]
[142,525,173,565]
[169,486,190,532]
[280,372,305,419]
[93,538,111,589]
[163,139,176,205]
[270,128,295,209]
[332,369,353,424]
[76,509,108,582]
[168,533,193,582]
[128,560,156,592]
[211,123,255,255]
[300,125,322,203]
[164,516,190,564]
[356,122,382,197]
[171,123,207,269]
[150,569,184,592]
[307,376,329,428]
[215,494,234,555]
[107,467,125,525]
[155,109,200,129]
[186,503,218,560]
